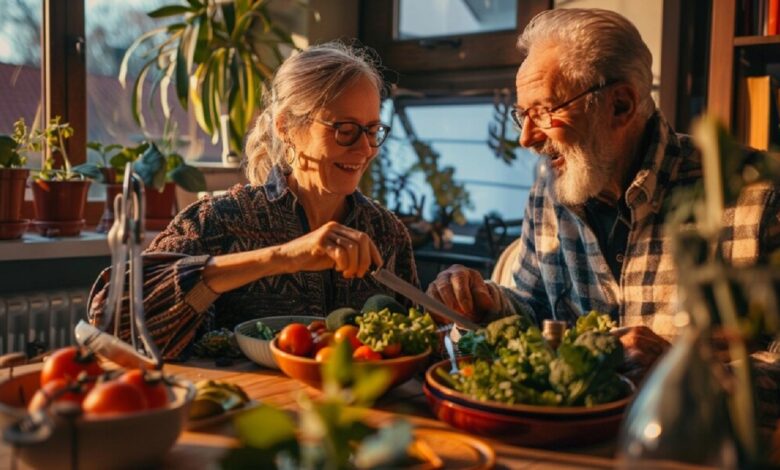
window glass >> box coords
[379,101,535,224]
[396,0,517,39]
[85,0,219,199]
[0,0,43,169]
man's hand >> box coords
[613,325,670,383]
[426,264,496,322]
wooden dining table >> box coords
[0,359,715,470]
[161,359,618,470]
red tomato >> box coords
[315,346,334,363]
[119,370,170,410]
[311,332,334,356]
[333,325,362,350]
[381,343,402,359]
[41,347,104,387]
[28,378,84,413]
[83,381,147,416]
[353,345,382,362]
[307,320,327,334]
[278,323,314,357]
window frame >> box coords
[21,0,102,223]
[359,0,551,91]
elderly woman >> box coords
[88,42,418,359]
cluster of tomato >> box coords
[28,346,170,417]
[277,321,400,362]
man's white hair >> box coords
[517,8,654,119]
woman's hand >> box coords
[279,221,383,278]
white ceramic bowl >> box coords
[0,367,195,470]
[234,316,322,369]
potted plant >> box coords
[132,142,206,230]
[22,117,93,237]
[0,119,31,240]
[120,0,297,165]
[76,141,150,232]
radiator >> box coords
[0,289,90,355]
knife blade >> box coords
[371,268,481,330]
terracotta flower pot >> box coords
[145,181,177,231]
[0,168,30,239]
[31,179,91,237]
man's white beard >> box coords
[538,128,616,205]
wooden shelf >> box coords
[733,35,780,47]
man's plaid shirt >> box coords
[495,112,779,332]
[491,112,780,426]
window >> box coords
[360,0,550,91]
[397,0,517,39]
[0,0,43,169]
[379,97,536,225]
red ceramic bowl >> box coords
[270,338,431,390]
[423,358,634,448]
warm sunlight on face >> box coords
[290,76,381,197]
[515,46,617,206]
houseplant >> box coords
[23,117,93,237]
[132,141,206,230]
[78,141,150,232]
[0,119,31,240]
[120,0,297,165]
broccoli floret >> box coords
[573,331,623,370]
[564,311,615,342]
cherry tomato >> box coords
[83,381,147,416]
[381,343,402,359]
[278,323,314,357]
[352,345,382,362]
[28,378,84,413]
[333,325,362,350]
[315,346,334,363]
[311,332,334,356]
[41,347,104,387]
[119,370,170,410]
[307,320,327,334]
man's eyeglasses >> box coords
[510,80,617,131]
[313,118,391,147]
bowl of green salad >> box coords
[424,312,635,447]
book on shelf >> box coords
[739,0,780,35]
[735,75,780,151]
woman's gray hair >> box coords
[517,8,654,118]
[244,41,385,185]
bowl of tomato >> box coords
[234,315,324,369]
[269,336,431,390]
[0,347,195,470]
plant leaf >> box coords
[169,163,206,192]
[71,163,103,181]
[233,405,296,449]
[148,5,191,18]
[174,37,189,109]
[133,142,167,190]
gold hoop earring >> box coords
[285,145,297,166]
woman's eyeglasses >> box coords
[511,79,618,131]
[313,118,391,147]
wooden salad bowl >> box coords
[270,338,431,390]
[423,357,635,448]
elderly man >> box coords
[428,8,779,417]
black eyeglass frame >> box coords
[312,118,391,147]
[511,79,619,131]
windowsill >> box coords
[0,231,155,261]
